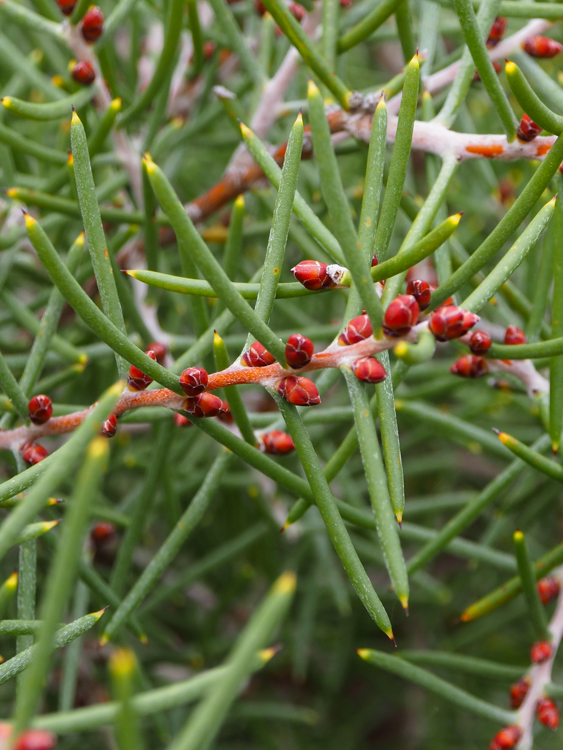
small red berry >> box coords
[371,255,378,267]
[100,414,117,438]
[277,376,320,406]
[504,325,527,345]
[90,521,116,545]
[179,367,209,396]
[537,697,560,730]
[509,677,530,709]
[450,355,488,379]
[489,725,522,750]
[429,305,479,342]
[71,61,95,86]
[383,294,420,337]
[469,330,492,355]
[262,430,295,455]
[522,35,563,58]
[352,357,387,384]
[57,0,76,15]
[127,350,156,391]
[15,729,57,750]
[81,6,104,43]
[20,443,49,465]
[285,334,314,369]
[146,342,167,365]
[241,342,275,367]
[537,576,560,605]
[517,113,542,142]
[28,395,53,425]
[531,639,553,664]
[487,17,507,47]
[184,392,224,418]
[174,413,193,428]
[291,260,336,291]
[406,280,432,311]
[338,315,373,346]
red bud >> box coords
[241,342,275,367]
[289,2,305,21]
[474,61,501,82]
[339,315,373,346]
[90,521,116,545]
[127,350,156,391]
[146,342,167,365]
[291,260,336,291]
[531,639,553,664]
[504,325,527,345]
[537,576,560,605]
[15,730,56,750]
[277,376,320,406]
[81,6,104,43]
[20,443,49,465]
[262,430,295,455]
[180,367,209,396]
[285,334,314,369]
[184,392,224,418]
[352,357,387,383]
[57,0,76,14]
[517,113,542,142]
[429,305,479,341]
[174,413,193,427]
[489,726,521,750]
[522,35,563,58]
[509,677,530,709]
[100,414,117,438]
[406,279,432,310]
[71,61,95,86]
[469,330,492,355]
[450,355,488,378]
[537,697,560,730]
[28,394,53,425]
[383,294,420,337]
[487,17,506,46]
[217,403,234,423]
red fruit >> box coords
[469,330,492,355]
[127,350,156,391]
[57,0,76,15]
[100,414,117,438]
[352,357,387,384]
[277,376,320,406]
[180,367,209,396]
[184,392,224,418]
[489,726,522,750]
[285,334,314,369]
[291,260,336,291]
[339,315,373,346]
[537,697,560,730]
[241,342,275,367]
[531,639,553,664]
[15,729,56,750]
[90,521,116,544]
[429,305,479,342]
[522,35,563,58]
[146,342,167,365]
[510,677,530,709]
[81,6,104,43]
[517,113,542,142]
[383,294,419,337]
[504,325,527,345]
[537,576,561,605]
[262,430,295,455]
[174,413,193,428]
[20,443,49,465]
[406,279,432,311]
[450,355,488,379]
[71,61,95,86]
[289,2,305,21]
[487,17,507,46]
[28,394,53,425]
[371,255,378,267]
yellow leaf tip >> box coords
[259,645,281,664]
[307,79,320,97]
[274,571,296,595]
[88,435,110,458]
[505,60,516,74]
[6,572,18,588]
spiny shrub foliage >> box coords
[2,0,563,747]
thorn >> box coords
[390,635,397,648]
[139,634,149,646]
[280,521,290,534]
[492,427,501,435]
